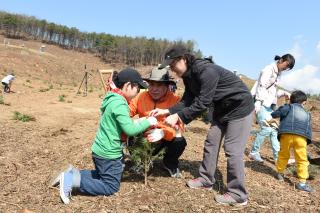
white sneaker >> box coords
[59,172,72,204]
[49,164,74,187]
[249,152,264,162]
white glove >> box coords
[147,116,158,126]
[254,101,262,113]
[146,128,164,143]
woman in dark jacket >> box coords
[151,45,254,206]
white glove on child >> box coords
[147,116,158,127]
[146,128,164,143]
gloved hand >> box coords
[147,116,158,127]
[145,128,164,143]
[254,101,262,113]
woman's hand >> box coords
[149,108,169,117]
[254,101,262,113]
[164,113,180,127]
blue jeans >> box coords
[78,153,123,196]
[251,106,279,160]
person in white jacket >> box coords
[249,54,295,162]
[1,73,15,93]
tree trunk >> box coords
[144,158,147,185]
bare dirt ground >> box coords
[0,36,320,212]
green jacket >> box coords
[92,92,150,159]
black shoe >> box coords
[162,163,182,178]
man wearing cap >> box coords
[150,45,254,206]
[129,66,187,178]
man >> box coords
[129,66,187,178]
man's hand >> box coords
[149,108,169,117]
[164,113,180,127]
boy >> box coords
[51,68,158,204]
[271,90,314,192]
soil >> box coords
[0,36,319,212]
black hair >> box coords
[290,90,307,104]
[112,71,138,89]
[274,54,295,70]
[173,53,195,68]
[112,71,125,88]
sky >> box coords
[1,0,320,93]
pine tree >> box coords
[128,134,164,185]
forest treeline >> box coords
[0,11,202,66]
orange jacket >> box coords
[129,91,181,141]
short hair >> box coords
[290,90,307,104]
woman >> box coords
[249,54,295,163]
[151,45,254,206]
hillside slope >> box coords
[0,36,319,212]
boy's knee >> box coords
[110,185,120,194]
[105,182,120,195]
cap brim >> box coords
[138,80,148,89]
[159,59,173,69]
[143,78,175,84]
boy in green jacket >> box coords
[52,68,157,204]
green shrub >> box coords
[128,135,164,185]
[13,111,36,122]
[59,94,66,102]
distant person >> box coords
[271,90,314,192]
[1,73,15,93]
[249,54,295,162]
[150,45,254,206]
[50,68,158,204]
[129,66,186,178]
[168,79,178,93]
